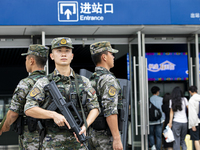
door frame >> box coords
[128,31,149,150]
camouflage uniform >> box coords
[24,37,100,150]
[9,44,49,150]
[89,41,121,150]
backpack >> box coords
[149,101,162,121]
[198,101,200,119]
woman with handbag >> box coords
[168,86,188,150]
[162,93,173,150]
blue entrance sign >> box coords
[0,0,200,25]
[146,53,188,81]
[171,0,200,25]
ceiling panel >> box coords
[45,37,129,45]
[145,37,187,44]
[94,26,143,35]
[0,25,199,37]
[24,26,100,35]
[142,25,200,35]
[0,39,31,48]
[0,26,25,35]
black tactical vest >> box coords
[89,69,122,131]
[90,69,122,105]
[44,72,87,128]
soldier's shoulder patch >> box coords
[108,86,117,97]
[90,88,96,95]
[30,87,40,97]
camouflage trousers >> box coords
[19,126,40,150]
[42,127,86,150]
[88,128,113,150]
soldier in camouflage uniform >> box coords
[24,37,100,150]
[89,41,123,150]
[0,44,49,150]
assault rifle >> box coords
[44,80,89,150]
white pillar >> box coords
[42,31,49,75]
[195,34,199,92]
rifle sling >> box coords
[73,72,88,130]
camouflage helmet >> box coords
[51,37,74,49]
[90,41,118,55]
[21,44,49,58]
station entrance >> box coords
[128,32,200,150]
[0,33,199,150]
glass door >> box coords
[187,34,199,89]
[198,34,200,91]
[129,31,149,150]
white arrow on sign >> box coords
[60,4,76,14]
[64,9,72,20]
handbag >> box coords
[163,126,175,143]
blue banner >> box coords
[146,52,188,81]
[127,53,130,80]
[0,0,199,25]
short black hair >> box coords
[91,51,108,66]
[151,86,160,94]
[189,85,197,93]
[163,93,171,105]
[29,55,47,68]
